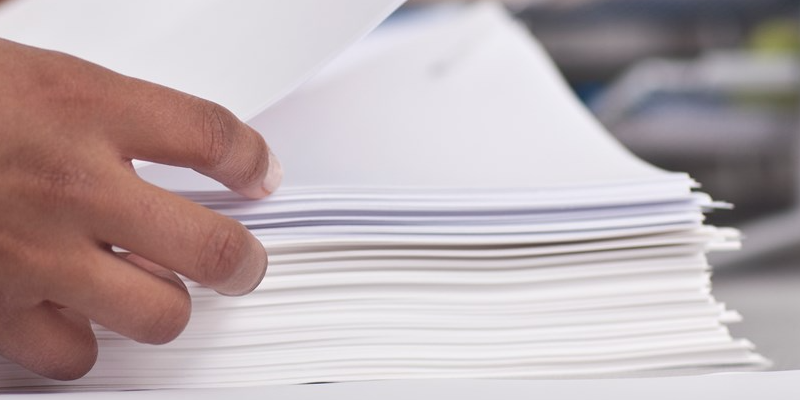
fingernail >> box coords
[262,148,283,195]
[247,245,269,293]
[244,236,268,293]
[218,235,267,296]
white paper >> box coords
[0,0,406,121]
[0,2,767,392]
[135,2,677,191]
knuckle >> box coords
[30,52,111,116]
[139,290,191,345]
[25,153,98,209]
[1,42,115,131]
[195,222,249,288]
[197,102,238,171]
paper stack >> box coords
[0,1,767,391]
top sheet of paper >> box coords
[137,3,678,191]
[0,0,406,120]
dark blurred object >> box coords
[592,51,800,225]
[516,0,800,228]
[517,0,799,87]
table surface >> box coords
[711,248,800,370]
[7,372,800,400]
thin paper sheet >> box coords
[136,3,677,191]
[0,0,406,121]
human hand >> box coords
[0,38,282,380]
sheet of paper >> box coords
[0,0,406,121]
[137,2,678,191]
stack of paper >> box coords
[0,1,767,391]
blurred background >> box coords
[518,0,800,228]
[409,0,800,370]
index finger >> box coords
[106,75,282,199]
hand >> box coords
[0,38,282,380]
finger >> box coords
[107,77,282,199]
[0,303,97,381]
[48,249,192,346]
[91,169,267,296]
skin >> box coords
[0,38,282,380]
